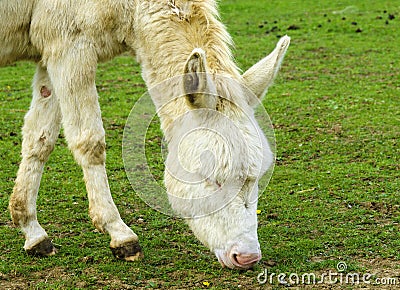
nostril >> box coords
[231,252,261,268]
[232,253,239,264]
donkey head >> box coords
[158,36,290,269]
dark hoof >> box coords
[26,238,57,257]
[110,241,144,261]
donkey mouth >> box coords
[216,249,261,270]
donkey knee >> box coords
[70,132,106,166]
[21,130,57,162]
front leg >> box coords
[46,41,143,261]
[9,65,61,256]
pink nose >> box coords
[230,250,262,269]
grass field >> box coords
[1,1,399,289]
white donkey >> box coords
[2,0,289,269]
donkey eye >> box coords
[241,178,257,208]
[205,178,222,189]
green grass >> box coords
[1,0,399,289]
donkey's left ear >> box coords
[243,35,290,106]
[183,48,217,109]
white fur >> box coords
[1,0,289,268]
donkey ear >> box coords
[242,35,290,106]
[183,48,217,109]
